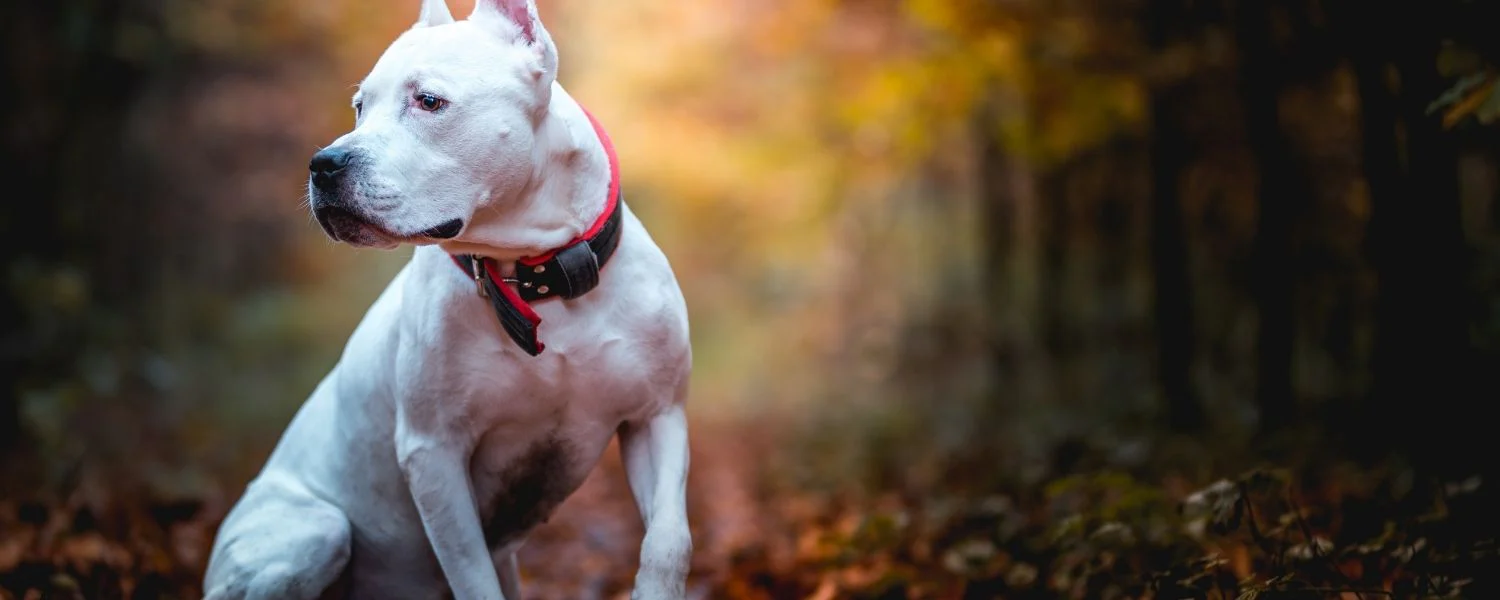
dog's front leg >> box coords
[620,403,692,599]
[397,434,505,600]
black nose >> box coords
[309,147,354,189]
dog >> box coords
[202,0,693,598]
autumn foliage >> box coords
[3,0,1499,598]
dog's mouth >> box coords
[314,205,395,248]
[313,206,464,248]
[417,218,464,239]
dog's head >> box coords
[307,0,557,248]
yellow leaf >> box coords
[1437,44,1483,78]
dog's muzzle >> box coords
[305,146,463,244]
[308,146,368,242]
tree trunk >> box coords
[1342,1,1404,460]
[0,0,132,456]
[1378,9,1475,478]
[1339,0,1484,484]
[1149,92,1203,432]
[977,101,1049,419]
[0,1,33,453]
[1235,0,1300,436]
[0,387,16,451]
[1145,0,1204,432]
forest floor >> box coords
[0,416,1495,599]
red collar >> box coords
[450,106,623,356]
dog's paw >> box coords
[630,588,683,600]
[629,577,686,600]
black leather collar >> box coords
[514,195,624,303]
[452,191,623,356]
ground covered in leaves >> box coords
[1,420,1495,599]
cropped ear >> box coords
[416,0,454,27]
[472,0,558,82]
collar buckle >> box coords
[468,256,518,298]
[469,258,488,298]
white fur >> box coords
[203,1,693,598]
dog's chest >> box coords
[468,425,601,548]
[455,372,627,548]
[395,242,686,547]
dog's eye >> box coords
[415,93,447,112]
[353,101,363,117]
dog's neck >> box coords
[437,83,610,266]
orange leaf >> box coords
[1442,75,1498,129]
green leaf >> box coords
[1427,72,1494,115]
[1425,71,1500,129]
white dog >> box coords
[203,0,692,598]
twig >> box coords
[1239,481,1274,554]
[1212,558,1230,600]
[1414,474,1449,597]
[1272,586,1393,597]
[1285,489,1364,600]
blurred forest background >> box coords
[2,0,1498,598]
